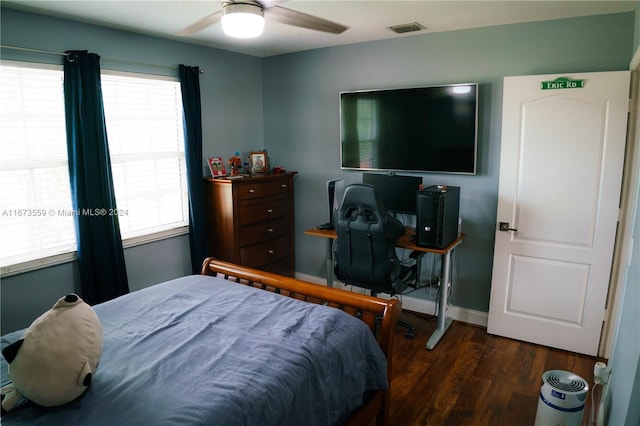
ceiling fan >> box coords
[178,0,348,38]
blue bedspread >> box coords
[1,275,388,425]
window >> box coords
[1,63,189,274]
[0,62,76,270]
[356,98,378,168]
[101,72,189,241]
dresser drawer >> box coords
[237,178,292,201]
[240,234,290,268]
[239,216,290,247]
[260,256,293,277]
[238,193,288,225]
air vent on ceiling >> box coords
[388,22,426,34]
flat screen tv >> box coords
[340,83,478,174]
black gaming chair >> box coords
[333,184,415,338]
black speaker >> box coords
[416,185,460,249]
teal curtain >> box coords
[64,50,129,304]
[179,65,208,274]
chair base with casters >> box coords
[396,317,415,339]
[370,289,416,339]
[333,184,418,339]
[369,263,416,339]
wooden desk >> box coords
[304,226,464,350]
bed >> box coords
[1,258,400,425]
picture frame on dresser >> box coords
[207,157,227,177]
[250,151,268,173]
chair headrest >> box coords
[337,184,387,222]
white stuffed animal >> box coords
[1,294,103,412]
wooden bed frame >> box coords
[201,257,401,426]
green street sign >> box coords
[541,77,585,90]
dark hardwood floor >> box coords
[382,311,604,426]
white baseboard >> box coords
[295,272,488,328]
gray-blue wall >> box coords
[608,173,640,426]
[263,13,634,313]
[606,4,640,425]
[1,7,639,424]
[0,7,264,333]
[1,7,634,323]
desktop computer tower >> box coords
[416,185,460,249]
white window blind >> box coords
[0,63,77,269]
[101,72,189,240]
[1,64,189,274]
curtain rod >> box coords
[102,57,205,74]
[1,44,72,59]
[0,44,204,73]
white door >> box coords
[487,71,630,356]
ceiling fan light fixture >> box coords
[221,3,265,38]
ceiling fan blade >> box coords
[177,11,222,36]
[266,5,347,34]
[259,0,284,8]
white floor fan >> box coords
[178,0,348,38]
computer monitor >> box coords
[362,173,422,214]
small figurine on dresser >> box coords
[228,151,242,177]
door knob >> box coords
[499,222,518,232]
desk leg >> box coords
[414,252,424,287]
[426,250,453,350]
[325,237,334,287]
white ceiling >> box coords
[3,0,638,58]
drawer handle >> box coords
[267,228,274,233]
[281,184,287,189]
[268,249,275,255]
[267,209,273,214]
[248,189,255,194]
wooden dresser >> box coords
[203,172,297,276]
